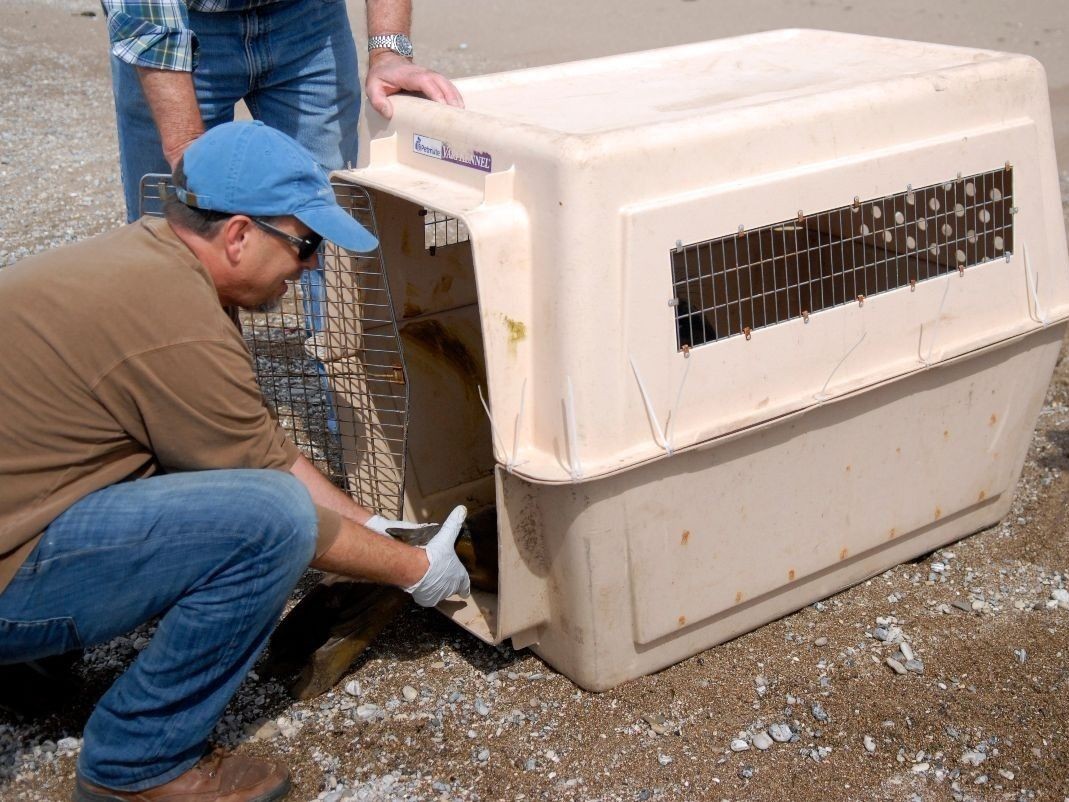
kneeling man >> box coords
[0,121,469,802]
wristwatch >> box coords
[367,33,414,59]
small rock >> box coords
[658,753,673,766]
[248,719,280,741]
[886,657,908,675]
[752,731,773,750]
[998,769,1015,780]
[912,762,930,773]
[643,714,670,736]
[952,600,974,612]
[474,698,490,716]
[344,680,362,697]
[904,659,925,674]
[1014,648,1028,664]
[524,758,537,771]
[864,735,876,753]
[476,748,490,763]
[402,685,418,702]
[961,750,986,766]
[730,738,750,752]
[814,637,829,647]
[56,737,81,752]
[872,627,890,641]
[738,764,754,779]
[811,703,829,722]
[355,704,380,721]
[276,717,300,739]
[769,724,793,743]
[900,642,915,662]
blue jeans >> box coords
[0,470,318,791]
[110,0,361,220]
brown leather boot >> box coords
[73,751,291,802]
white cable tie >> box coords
[665,356,692,454]
[477,385,509,466]
[629,356,670,453]
[919,274,952,367]
[815,331,867,403]
[564,376,582,481]
[507,378,528,474]
[1024,243,1048,327]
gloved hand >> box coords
[404,505,471,607]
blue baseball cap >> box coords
[174,121,378,253]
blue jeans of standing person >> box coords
[0,470,318,792]
[110,0,361,221]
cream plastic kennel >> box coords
[321,29,1069,690]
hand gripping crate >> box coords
[331,29,1069,690]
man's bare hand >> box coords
[365,52,464,119]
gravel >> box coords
[2,3,1069,801]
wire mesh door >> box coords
[139,174,409,518]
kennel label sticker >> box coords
[413,134,492,173]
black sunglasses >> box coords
[251,217,323,261]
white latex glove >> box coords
[404,505,471,607]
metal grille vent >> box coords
[139,175,409,518]
[421,208,470,255]
[672,166,1014,350]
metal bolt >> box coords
[1005,161,1013,172]
[797,210,805,222]
[857,294,865,307]
[682,344,691,358]
[852,196,861,211]
[668,298,680,307]
[1010,206,1019,215]
[802,310,810,323]
[675,239,684,253]
[909,279,917,291]
[738,224,746,237]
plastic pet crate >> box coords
[322,29,1067,689]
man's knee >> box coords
[217,471,319,571]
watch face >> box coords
[395,35,414,57]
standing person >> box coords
[103,0,463,220]
[0,122,470,802]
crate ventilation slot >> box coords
[672,166,1014,350]
[420,208,470,255]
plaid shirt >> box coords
[101,0,285,71]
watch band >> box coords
[367,33,414,59]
